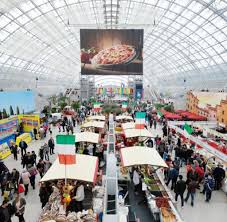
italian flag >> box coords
[157,111,163,119]
[56,135,76,165]
[135,112,146,129]
[122,102,128,112]
[93,102,101,112]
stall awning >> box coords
[87,115,106,121]
[124,128,154,138]
[81,121,105,129]
[116,115,133,121]
[121,122,135,130]
[75,132,100,143]
[120,146,167,168]
[40,154,99,183]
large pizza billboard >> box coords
[80,29,143,75]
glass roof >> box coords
[0,0,227,94]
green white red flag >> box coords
[135,112,146,129]
[56,135,76,165]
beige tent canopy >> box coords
[120,146,167,168]
[81,121,105,129]
[75,132,100,143]
[124,128,153,138]
[121,122,135,130]
[87,115,106,121]
[116,115,133,121]
[40,154,99,183]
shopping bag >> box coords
[18,184,25,193]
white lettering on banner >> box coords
[169,124,227,162]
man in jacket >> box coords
[174,175,186,208]
[212,164,225,190]
[10,169,19,193]
[0,200,14,222]
[166,165,179,190]
[204,172,215,202]
[48,137,55,155]
[19,140,28,156]
[185,179,198,207]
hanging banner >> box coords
[18,114,40,132]
[80,29,143,75]
[0,117,18,140]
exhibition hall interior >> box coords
[0,0,227,222]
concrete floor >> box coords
[1,123,227,222]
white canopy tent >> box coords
[120,146,167,168]
[87,115,106,121]
[121,122,135,130]
[124,128,154,138]
[75,132,100,143]
[81,121,105,129]
[116,116,133,121]
[40,154,99,183]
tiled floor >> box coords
[1,123,227,222]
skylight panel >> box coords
[28,9,42,18]
[54,0,66,8]
[188,1,203,13]
[10,8,23,18]
[39,3,53,13]
[17,15,30,25]
[4,22,20,33]
[33,0,49,6]
[19,1,35,12]
[0,16,11,28]
[0,30,9,42]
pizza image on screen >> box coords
[91,44,137,65]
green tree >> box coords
[0,110,2,120]
[2,108,8,119]
[16,106,20,115]
[72,101,80,111]
[9,105,14,116]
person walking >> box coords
[11,145,18,161]
[43,143,49,161]
[166,165,179,190]
[39,146,44,160]
[184,179,198,207]
[48,137,55,155]
[12,193,26,222]
[204,172,215,202]
[19,141,27,156]
[133,168,140,195]
[33,128,38,140]
[0,200,14,222]
[36,159,45,178]
[39,183,49,208]
[10,169,19,194]
[174,175,186,208]
[212,163,225,190]
[21,169,31,196]
[28,166,37,190]
[31,151,37,165]
[153,119,157,129]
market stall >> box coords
[87,115,106,121]
[115,115,133,122]
[41,154,99,183]
[81,121,105,134]
[119,146,183,222]
[75,132,100,144]
[39,155,101,222]
[121,122,135,130]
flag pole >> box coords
[65,155,67,185]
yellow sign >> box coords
[0,143,11,159]
[18,114,40,132]
[16,133,32,146]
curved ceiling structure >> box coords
[0,0,227,95]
